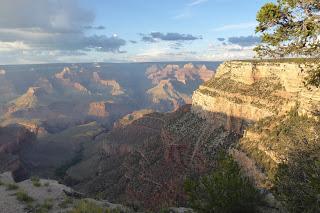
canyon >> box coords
[72,59,319,211]
[0,62,216,185]
[0,60,319,212]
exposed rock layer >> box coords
[192,61,320,133]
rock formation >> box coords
[146,63,214,85]
[66,105,236,210]
[92,72,125,96]
[5,87,44,115]
[34,78,54,94]
[147,80,187,111]
[69,60,320,211]
[113,109,154,128]
[146,63,215,111]
[55,67,90,94]
[88,102,109,117]
[0,125,36,181]
[192,60,320,133]
[87,100,133,123]
[0,62,220,211]
[192,60,320,212]
[0,172,132,213]
[0,73,17,108]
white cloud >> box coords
[173,0,208,19]
[0,0,126,64]
[212,22,257,32]
[129,43,197,62]
[129,40,256,62]
[206,42,256,60]
[188,0,208,7]
[0,41,30,52]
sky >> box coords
[0,0,272,64]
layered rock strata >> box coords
[192,60,320,133]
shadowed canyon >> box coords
[1,59,319,212]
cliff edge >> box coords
[192,60,320,133]
[192,60,320,212]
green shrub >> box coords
[59,196,73,209]
[158,209,171,213]
[128,114,134,121]
[105,208,122,213]
[15,190,34,203]
[237,58,320,64]
[33,198,53,213]
[274,148,320,212]
[184,152,263,213]
[33,206,48,213]
[42,199,53,210]
[69,200,104,213]
[31,176,41,187]
[6,183,19,190]
[34,208,48,213]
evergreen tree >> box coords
[255,0,320,87]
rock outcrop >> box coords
[0,73,17,109]
[5,87,47,115]
[191,60,320,212]
[55,67,90,94]
[192,60,320,133]
[146,63,214,85]
[113,109,154,128]
[55,67,125,96]
[0,125,36,181]
[92,72,125,96]
[34,78,54,94]
[87,101,133,122]
[146,63,215,111]
[88,102,109,117]
[0,172,132,213]
[147,80,187,111]
[14,121,47,136]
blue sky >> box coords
[0,0,272,64]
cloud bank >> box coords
[141,32,202,43]
[227,36,261,47]
[0,0,126,64]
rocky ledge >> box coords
[0,172,132,213]
[192,60,320,133]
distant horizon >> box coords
[2,57,318,67]
[0,60,223,67]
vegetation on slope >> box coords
[22,121,103,178]
[40,121,103,144]
[67,105,240,211]
[15,190,34,203]
[275,146,320,212]
[70,200,105,213]
[239,106,320,212]
[55,145,84,180]
[70,199,124,213]
[204,76,283,99]
[203,75,285,112]
[237,58,320,64]
[184,152,263,213]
